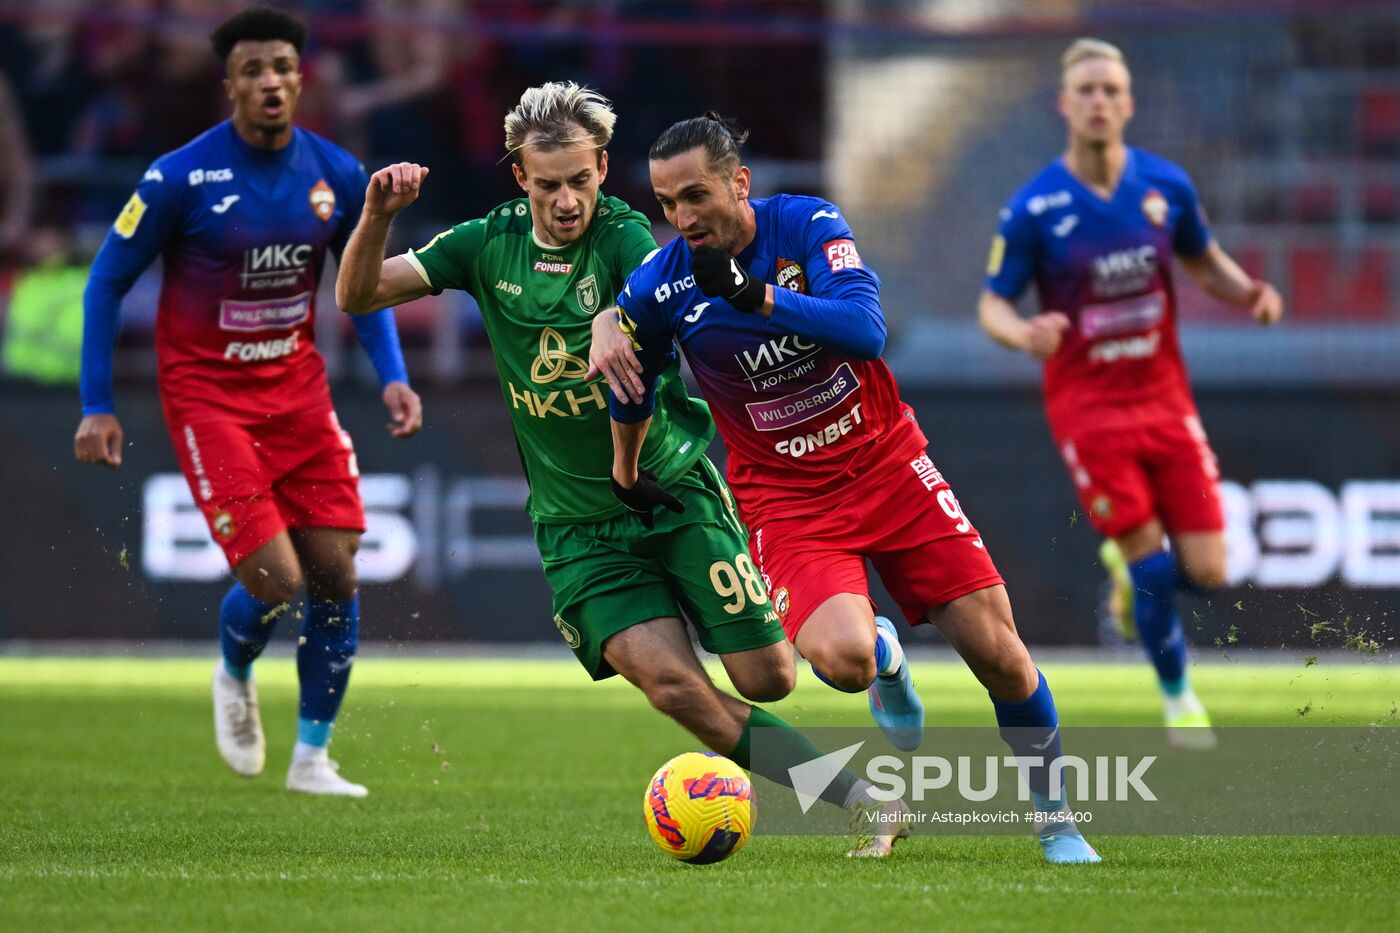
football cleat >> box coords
[212,663,265,776]
[1165,691,1218,750]
[847,796,913,858]
[286,750,368,798]
[1098,539,1136,641]
[868,617,925,752]
[1032,794,1102,864]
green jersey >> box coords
[405,194,715,524]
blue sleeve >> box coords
[767,205,886,359]
[350,309,410,386]
[334,158,410,387]
[81,164,182,415]
[1170,171,1212,259]
[329,158,368,263]
[608,278,676,424]
[985,200,1039,300]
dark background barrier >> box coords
[5,379,1395,649]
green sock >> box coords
[730,706,860,808]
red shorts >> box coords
[1054,414,1224,539]
[747,451,1004,639]
[164,406,366,567]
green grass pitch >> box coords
[2,655,1397,931]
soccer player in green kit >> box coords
[337,82,908,857]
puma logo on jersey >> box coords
[1053,214,1078,237]
[810,209,839,221]
[212,195,240,215]
[684,302,712,323]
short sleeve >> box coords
[406,219,487,296]
[984,201,1039,300]
[595,201,658,281]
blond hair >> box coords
[504,81,616,163]
[1061,38,1128,77]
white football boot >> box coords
[212,663,265,776]
[286,747,368,798]
[847,796,913,858]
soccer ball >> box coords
[643,751,753,864]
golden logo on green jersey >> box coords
[529,327,589,385]
[575,274,600,315]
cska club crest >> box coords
[309,180,336,221]
[1141,189,1168,227]
[776,258,807,293]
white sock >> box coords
[843,779,876,809]
[293,741,327,763]
[876,625,905,677]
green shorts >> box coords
[534,457,785,680]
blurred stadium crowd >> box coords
[1,0,1399,388]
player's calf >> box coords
[927,585,1039,701]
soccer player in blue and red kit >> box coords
[589,114,1099,863]
[73,7,422,796]
[979,39,1283,748]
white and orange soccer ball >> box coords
[643,752,753,864]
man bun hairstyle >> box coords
[211,6,308,62]
[649,111,749,174]
[504,81,617,165]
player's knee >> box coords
[1182,561,1227,591]
[243,570,303,606]
[976,638,1037,699]
[303,551,359,603]
[808,650,875,693]
[308,568,359,604]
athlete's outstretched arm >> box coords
[337,162,434,315]
[690,245,886,358]
[1178,241,1283,325]
[587,308,646,403]
[978,289,1070,360]
[608,415,683,529]
[611,416,650,488]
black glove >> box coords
[692,245,765,313]
[611,468,686,529]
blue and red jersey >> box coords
[614,194,926,522]
[82,120,406,421]
[985,146,1212,436]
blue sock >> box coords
[873,630,892,677]
[1130,551,1188,695]
[990,670,1062,802]
[296,595,360,747]
[219,582,287,680]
